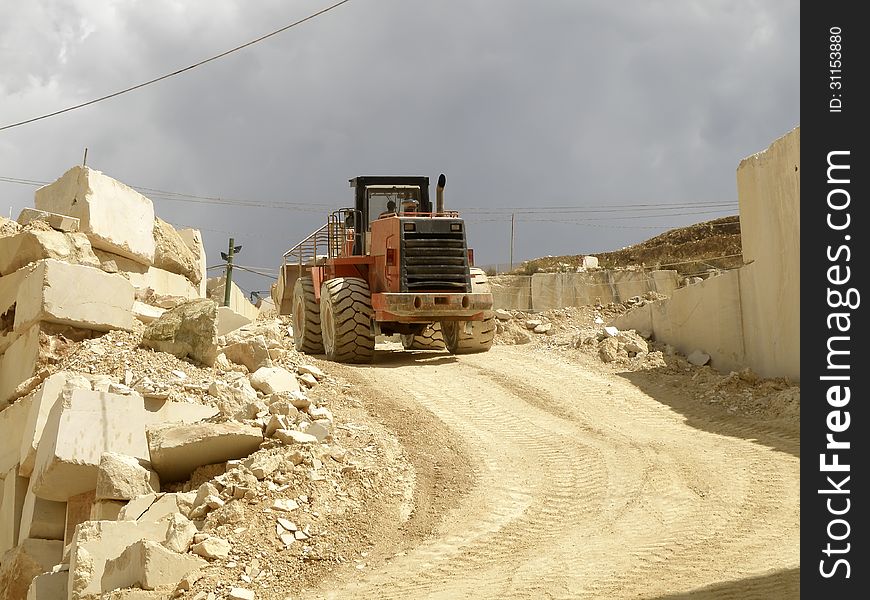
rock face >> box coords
[141,299,219,366]
[146,422,264,483]
[152,218,202,285]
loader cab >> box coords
[348,176,432,255]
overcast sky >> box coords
[0,0,799,297]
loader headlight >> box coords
[403,222,416,232]
[450,223,462,232]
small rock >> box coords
[191,536,232,560]
[603,326,619,337]
[204,495,225,509]
[494,309,512,321]
[297,364,325,380]
[228,588,256,600]
[279,532,296,546]
[599,337,620,363]
[525,319,542,330]
[687,350,711,366]
[533,323,552,334]
[297,373,318,388]
[307,406,333,422]
[301,422,330,443]
[277,518,298,531]
[272,499,300,512]
[274,429,318,446]
[250,366,300,394]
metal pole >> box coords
[224,237,235,307]
[510,213,515,271]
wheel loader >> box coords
[274,174,494,363]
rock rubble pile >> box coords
[2,167,385,600]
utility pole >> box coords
[510,213,515,271]
[221,238,242,306]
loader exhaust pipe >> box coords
[436,173,446,213]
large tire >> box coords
[400,323,446,350]
[292,277,323,354]
[441,315,495,355]
[320,277,375,363]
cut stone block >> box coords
[0,323,42,406]
[146,422,264,483]
[132,301,166,324]
[102,539,206,592]
[216,305,254,336]
[153,218,201,285]
[96,453,160,501]
[142,398,218,426]
[141,299,218,366]
[118,493,182,522]
[17,477,66,543]
[17,207,80,232]
[0,538,63,600]
[128,266,200,305]
[31,390,148,501]
[91,499,126,521]
[64,489,95,547]
[0,259,134,335]
[207,277,260,321]
[68,519,173,599]
[178,228,207,297]
[1,466,27,554]
[34,165,156,264]
[0,229,99,275]
[0,392,33,473]
[26,570,69,600]
[18,372,92,477]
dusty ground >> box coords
[306,335,799,600]
[35,301,799,600]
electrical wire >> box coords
[0,0,355,132]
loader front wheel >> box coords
[400,323,446,350]
[320,277,375,363]
[292,277,323,354]
[441,315,496,355]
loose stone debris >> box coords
[1,166,410,600]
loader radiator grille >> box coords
[400,230,471,292]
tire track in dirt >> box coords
[316,345,799,599]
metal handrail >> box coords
[282,208,361,268]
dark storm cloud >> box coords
[1,0,798,290]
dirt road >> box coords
[317,345,800,600]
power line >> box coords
[0,0,354,132]
[0,174,331,211]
